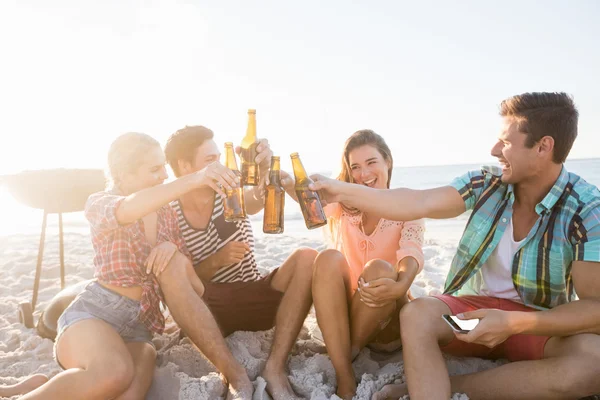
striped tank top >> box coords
[171,196,260,283]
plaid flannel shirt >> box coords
[444,166,600,309]
[85,192,190,334]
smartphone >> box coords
[442,314,479,334]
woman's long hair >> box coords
[326,129,393,247]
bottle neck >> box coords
[269,158,281,185]
[291,156,309,183]
[269,170,281,185]
[225,147,239,171]
[243,114,257,146]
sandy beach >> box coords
[0,218,505,400]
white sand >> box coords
[0,224,503,400]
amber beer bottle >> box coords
[290,152,327,229]
[263,156,285,234]
[240,109,259,186]
[223,142,246,221]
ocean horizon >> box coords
[0,158,598,239]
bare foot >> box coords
[0,374,49,397]
[371,383,408,400]
[262,364,303,400]
[225,376,254,400]
[336,391,356,400]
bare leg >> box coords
[314,253,404,400]
[158,252,253,399]
[448,333,600,400]
[262,247,317,400]
[21,319,136,400]
[114,342,157,400]
[0,375,48,397]
[349,259,401,359]
[393,296,600,400]
[396,297,456,400]
[312,249,355,399]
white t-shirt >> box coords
[479,217,524,301]
[461,218,524,302]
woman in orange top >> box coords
[312,129,425,400]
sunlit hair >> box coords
[500,92,578,163]
[325,129,394,248]
[164,125,215,177]
[106,132,160,190]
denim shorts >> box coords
[54,281,153,369]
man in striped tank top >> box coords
[164,125,317,400]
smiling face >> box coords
[179,139,221,174]
[348,144,391,189]
[491,117,544,184]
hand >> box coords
[280,170,297,200]
[193,161,239,197]
[235,138,272,171]
[215,241,251,266]
[358,277,407,308]
[146,241,178,277]
[454,309,521,348]
[308,174,345,206]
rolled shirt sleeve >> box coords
[572,201,600,262]
[450,167,503,211]
[84,192,126,233]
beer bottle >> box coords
[223,142,246,222]
[290,152,327,229]
[240,109,259,186]
[263,156,285,234]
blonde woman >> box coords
[20,132,254,400]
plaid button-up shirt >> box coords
[85,192,190,334]
[444,166,600,310]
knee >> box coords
[293,246,318,277]
[552,335,600,397]
[399,297,441,334]
[90,357,135,398]
[553,358,600,397]
[361,259,396,282]
[157,251,191,286]
[313,249,346,278]
[117,347,156,400]
[294,247,318,269]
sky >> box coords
[0,0,599,177]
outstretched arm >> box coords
[115,162,238,225]
[309,174,466,221]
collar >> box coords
[535,165,570,215]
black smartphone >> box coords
[442,314,479,334]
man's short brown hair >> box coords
[165,125,214,177]
[500,92,578,163]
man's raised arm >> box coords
[309,174,466,221]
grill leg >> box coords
[32,211,48,312]
[59,212,65,290]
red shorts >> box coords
[434,295,551,361]
[202,269,284,337]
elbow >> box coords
[114,204,135,226]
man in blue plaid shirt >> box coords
[311,92,600,400]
